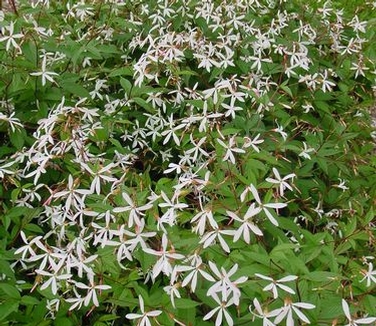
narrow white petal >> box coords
[203,306,220,321]
[224,309,234,326]
[277,283,295,295]
[146,310,162,317]
[255,273,273,281]
[293,302,315,309]
[292,306,310,323]
[278,275,298,282]
[354,317,376,324]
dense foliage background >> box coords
[0,0,375,325]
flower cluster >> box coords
[0,0,375,325]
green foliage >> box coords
[0,0,375,325]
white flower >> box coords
[143,234,184,280]
[0,112,23,132]
[0,160,16,178]
[265,167,296,197]
[197,101,223,132]
[194,52,220,73]
[177,260,215,293]
[200,226,234,253]
[92,215,116,248]
[68,254,97,278]
[360,262,376,287]
[313,201,324,219]
[351,60,369,79]
[161,114,186,146]
[53,175,92,210]
[255,273,297,299]
[241,184,287,226]
[272,120,288,141]
[80,162,118,195]
[30,56,58,86]
[191,208,218,236]
[221,97,243,119]
[207,261,247,305]
[46,298,60,318]
[203,293,234,326]
[70,98,99,123]
[251,298,280,326]
[156,191,188,231]
[185,135,210,161]
[348,15,367,34]
[249,53,273,73]
[89,79,108,100]
[0,22,23,52]
[14,231,44,260]
[74,276,111,307]
[342,299,376,326]
[113,191,152,228]
[66,294,85,311]
[273,298,315,325]
[320,70,336,93]
[226,203,263,244]
[36,260,72,295]
[163,282,181,308]
[299,142,315,160]
[28,247,66,271]
[101,225,134,266]
[217,136,245,164]
[299,73,319,90]
[126,295,162,326]
[335,178,349,191]
[123,219,156,252]
[243,133,264,152]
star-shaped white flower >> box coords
[342,299,376,326]
[126,295,162,326]
[30,57,58,86]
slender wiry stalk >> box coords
[8,0,18,14]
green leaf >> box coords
[120,77,133,94]
[54,317,74,326]
[316,157,328,174]
[133,97,154,113]
[280,81,293,98]
[0,260,16,280]
[6,206,29,219]
[306,271,339,282]
[109,138,126,153]
[244,252,270,267]
[176,69,198,76]
[342,217,357,238]
[317,297,342,319]
[3,214,11,231]
[314,101,331,114]
[22,42,38,66]
[91,127,109,142]
[0,301,19,321]
[60,80,90,98]
[108,67,133,77]
[23,223,44,234]
[97,314,120,322]
[9,128,25,150]
[363,295,376,315]
[20,295,40,306]
[174,298,201,309]
[364,207,374,224]
[0,283,21,300]
[86,43,103,59]
[270,243,299,257]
